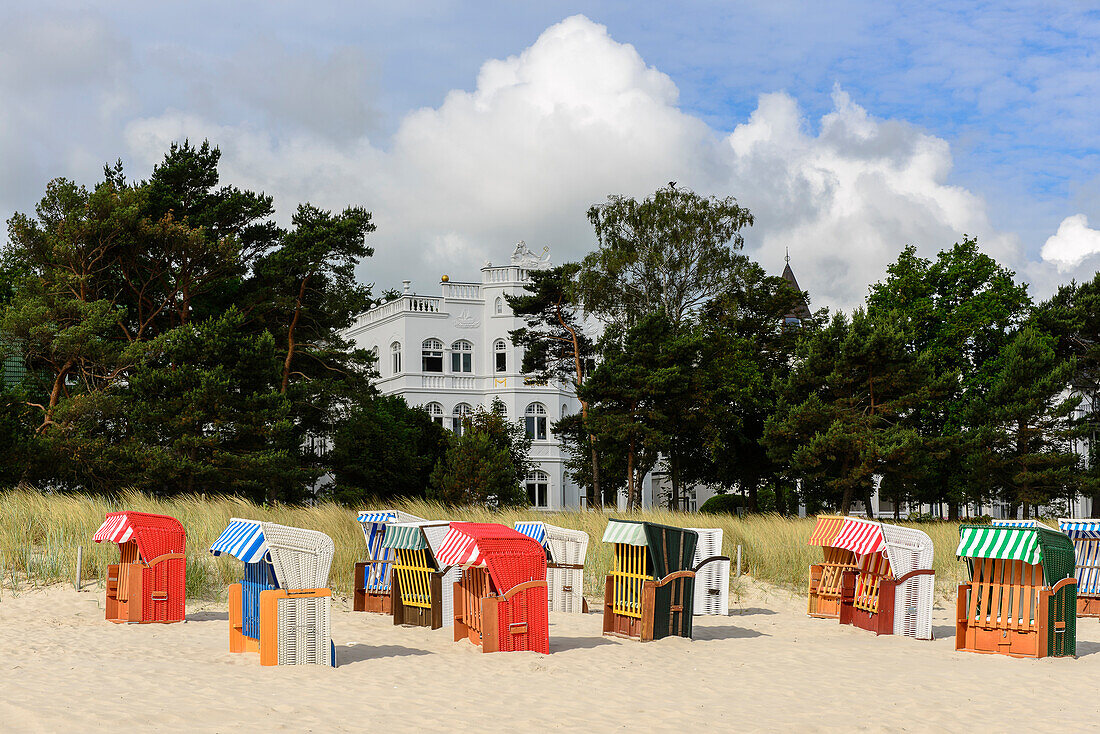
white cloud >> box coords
[1040,214,1100,271]
[120,14,1037,310]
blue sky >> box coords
[1,2,1098,308]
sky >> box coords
[1,1,1098,311]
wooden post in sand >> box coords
[74,545,82,591]
[735,545,741,578]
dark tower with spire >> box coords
[781,248,811,324]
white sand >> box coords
[1,579,1096,732]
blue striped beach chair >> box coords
[515,521,589,613]
[355,510,425,613]
[1058,519,1100,618]
[210,519,336,666]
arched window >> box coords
[422,338,443,373]
[525,402,547,440]
[494,339,507,373]
[390,341,402,374]
[526,470,549,508]
[495,297,504,315]
[561,404,568,420]
[452,403,472,436]
[451,339,472,373]
[426,402,444,426]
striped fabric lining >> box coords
[807,516,846,547]
[833,517,886,556]
[1058,519,1100,539]
[858,550,890,576]
[93,514,134,545]
[209,518,269,564]
[515,522,547,547]
[357,511,399,524]
[956,526,1041,565]
[992,519,1041,528]
[435,526,485,567]
[382,523,429,551]
[602,520,648,547]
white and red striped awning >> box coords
[436,525,487,568]
[833,517,886,557]
[93,513,135,545]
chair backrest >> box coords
[543,524,588,566]
[261,522,334,589]
[965,557,1043,631]
[881,524,933,578]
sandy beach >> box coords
[1,580,1097,733]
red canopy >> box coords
[436,522,546,593]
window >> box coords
[525,402,547,440]
[494,339,507,373]
[526,470,549,508]
[422,338,443,372]
[495,297,503,315]
[561,404,568,420]
[391,341,402,374]
[452,403,472,436]
[426,402,444,426]
[451,339,472,373]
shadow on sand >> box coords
[728,607,778,617]
[337,643,434,665]
[550,635,617,652]
[187,611,229,622]
[691,625,767,641]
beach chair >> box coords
[601,519,728,641]
[383,521,461,629]
[1057,519,1100,618]
[93,512,186,624]
[436,522,549,654]
[835,518,935,639]
[688,527,729,616]
[514,521,589,613]
[956,523,1077,658]
[806,515,857,619]
[354,510,426,613]
[210,519,336,666]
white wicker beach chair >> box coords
[879,524,934,640]
[259,522,335,666]
[688,527,729,616]
[515,521,589,613]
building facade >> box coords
[343,244,586,510]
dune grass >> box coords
[0,488,971,602]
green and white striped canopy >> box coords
[382,523,429,550]
[602,520,648,547]
[956,526,1041,565]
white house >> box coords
[343,243,594,510]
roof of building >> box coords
[781,257,811,320]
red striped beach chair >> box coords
[806,515,856,619]
[93,512,186,624]
[436,522,549,654]
[834,518,935,639]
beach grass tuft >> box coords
[0,488,970,601]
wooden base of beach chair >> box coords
[1077,594,1100,618]
[602,573,696,642]
[227,583,261,654]
[807,563,845,619]
[258,588,333,666]
[105,561,184,624]
[955,572,1077,659]
[353,562,392,613]
[453,572,549,653]
[839,569,936,638]
[392,571,444,629]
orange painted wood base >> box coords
[1078,594,1100,618]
